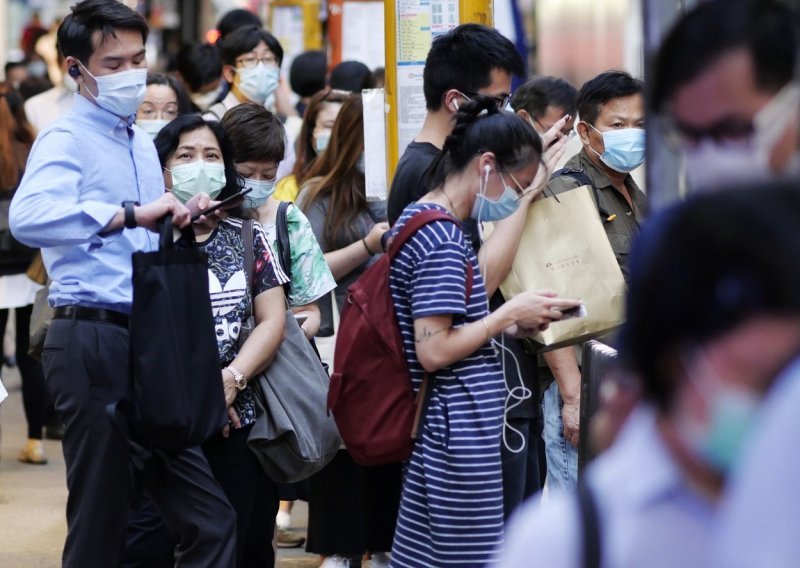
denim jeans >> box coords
[542,381,578,492]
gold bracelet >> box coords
[482,317,492,343]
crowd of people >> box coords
[1,0,799,567]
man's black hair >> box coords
[176,43,222,92]
[56,0,148,65]
[576,71,643,126]
[216,8,263,42]
[290,51,327,98]
[146,72,193,115]
[329,60,373,92]
[4,61,25,75]
[221,26,284,68]
[653,0,797,112]
[618,183,800,412]
[423,23,524,111]
[511,76,578,119]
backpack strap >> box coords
[551,167,611,220]
[276,201,293,288]
[387,209,474,300]
[577,480,602,568]
[241,220,255,299]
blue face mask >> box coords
[243,177,276,208]
[586,123,645,173]
[470,168,521,222]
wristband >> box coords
[122,200,138,229]
[481,317,492,343]
[362,238,376,256]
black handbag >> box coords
[128,215,227,451]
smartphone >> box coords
[556,304,587,321]
[191,187,252,222]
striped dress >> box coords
[388,203,506,567]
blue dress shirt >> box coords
[10,94,164,314]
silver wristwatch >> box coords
[226,365,247,390]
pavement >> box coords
[0,365,321,568]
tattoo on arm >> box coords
[415,325,450,343]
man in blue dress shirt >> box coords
[9,1,235,566]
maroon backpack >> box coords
[328,209,473,465]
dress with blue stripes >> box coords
[388,203,505,567]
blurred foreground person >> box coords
[654,0,800,190]
[497,184,800,568]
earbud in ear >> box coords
[484,164,491,175]
[69,66,80,78]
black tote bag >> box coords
[129,215,226,451]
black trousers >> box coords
[0,305,47,439]
[501,416,543,519]
[42,318,236,568]
[125,423,280,568]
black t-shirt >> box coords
[387,141,440,225]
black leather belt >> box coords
[53,306,129,327]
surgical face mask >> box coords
[234,63,280,105]
[683,83,800,191]
[27,60,47,78]
[242,177,276,207]
[585,123,646,173]
[314,130,330,154]
[678,350,761,474]
[136,118,169,139]
[470,167,521,222]
[78,62,147,118]
[190,84,223,111]
[167,160,226,203]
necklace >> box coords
[441,188,458,218]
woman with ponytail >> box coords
[387,96,581,567]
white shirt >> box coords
[24,86,75,133]
[496,406,717,568]
[713,358,800,568]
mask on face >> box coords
[235,64,280,105]
[678,350,761,474]
[27,60,47,78]
[585,123,646,173]
[243,177,276,207]
[136,118,169,139]
[78,62,147,118]
[314,130,330,154]
[470,166,521,222]
[684,83,800,190]
[190,84,223,111]
[167,160,226,203]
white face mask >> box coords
[242,177,276,208]
[684,82,800,191]
[235,64,280,105]
[136,118,169,139]
[78,62,147,118]
[191,84,223,111]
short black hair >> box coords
[57,0,148,65]
[329,61,373,92]
[423,24,524,111]
[618,183,800,412]
[177,43,222,92]
[653,0,797,112]
[511,76,578,119]
[4,61,25,75]
[216,8,263,41]
[220,25,284,68]
[146,72,193,115]
[576,71,643,126]
[154,114,246,217]
[290,51,327,97]
[222,103,286,165]
[429,95,542,189]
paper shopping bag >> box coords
[487,185,626,352]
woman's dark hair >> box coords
[154,114,248,218]
[176,43,222,92]
[146,73,193,115]
[428,94,542,190]
[300,93,366,247]
[329,61,373,92]
[618,184,800,412]
[576,71,644,126]
[292,88,350,185]
[221,26,284,68]
[0,84,36,190]
[57,0,148,65]
[290,51,327,98]
[222,103,286,165]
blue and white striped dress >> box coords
[388,203,506,567]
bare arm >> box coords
[291,302,321,339]
[323,222,389,281]
[543,347,582,446]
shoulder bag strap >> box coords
[276,201,293,283]
[240,220,255,299]
[551,167,611,220]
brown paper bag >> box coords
[487,185,626,352]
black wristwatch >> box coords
[122,200,139,229]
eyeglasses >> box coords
[459,90,512,109]
[235,54,279,69]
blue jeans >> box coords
[542,381,578,492]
